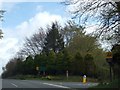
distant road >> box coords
[2,79,98,89]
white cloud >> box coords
[2,2,17,12]
[0,11,68,74]
[0,0,64,2]
[0,38,19,74]
[85,25,98,34]
[15,11,67,39]
[36,5,43,12]
[0,0,17,12]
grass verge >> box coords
[6,75,98,82]
[89,79,119,88]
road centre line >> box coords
[11,83,18,87]
[43,83,70,88]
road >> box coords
[2,79,98,89]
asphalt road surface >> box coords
[2,79,98,89]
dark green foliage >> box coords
[43,22,64,53]
[23,56,35,75]
[1,57,23,78]
[84,54,97,77]
[15,59,24,74]
[91,79,119,88]
[34,53,47,70]
[112,44,120,79]
[72,52,84,75]
[55,51,64,74]
[46,50,56,74]
[112,44,120,65]
[2,22,107,80]
[62,49,72,72]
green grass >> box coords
[7,75,98,82]
[33,75,97,82]
[90,79,119,88]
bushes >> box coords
[2,51,105,79]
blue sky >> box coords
[3,2,68,28]
[0,1,100,74]
[0,2,70,74]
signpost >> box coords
[66,70,68,80]
[36,64,46,76]
[106,52,113,82]
[40,65,46,76]
[36,66,39,75]
[83,75,87,84]
[36,66,39,71]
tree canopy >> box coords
[2,21,108,79]
[43,22,64,53]
[64,0,120,45]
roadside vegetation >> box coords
[1,0,120,89]
[5,74,98,82]
[1,21,108,82]
[90,79,119,88]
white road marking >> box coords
[11,83,18,87]
[43,83,70,88]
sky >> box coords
[0,0,107,75]
[0,1,72,74]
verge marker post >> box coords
[83,75,87,84]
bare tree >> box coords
[64,0,120,45]
[61,21,85,47]
[20,28,46,56]
[0,10,5,39]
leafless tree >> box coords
[19,28,46,56]
[64,0,120,45]
[0,10,5,39]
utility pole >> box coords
[106,52,113,82]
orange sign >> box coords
[106,52,112,58]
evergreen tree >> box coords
[43,22,64,53]
[46,50,56,75]
[23,56,35,75]
[56,51,64,74]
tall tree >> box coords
[64,0,120,46]
[62,21,85,47]
[23,55,35,75]
[20,29,46,56]
[43,22,64,53]
[46,50,56,74]
[67,25,98,56]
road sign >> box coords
[106,52,113,82]
[106,52,112,58]
[40,66,46,72]
[36,66,39,71]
